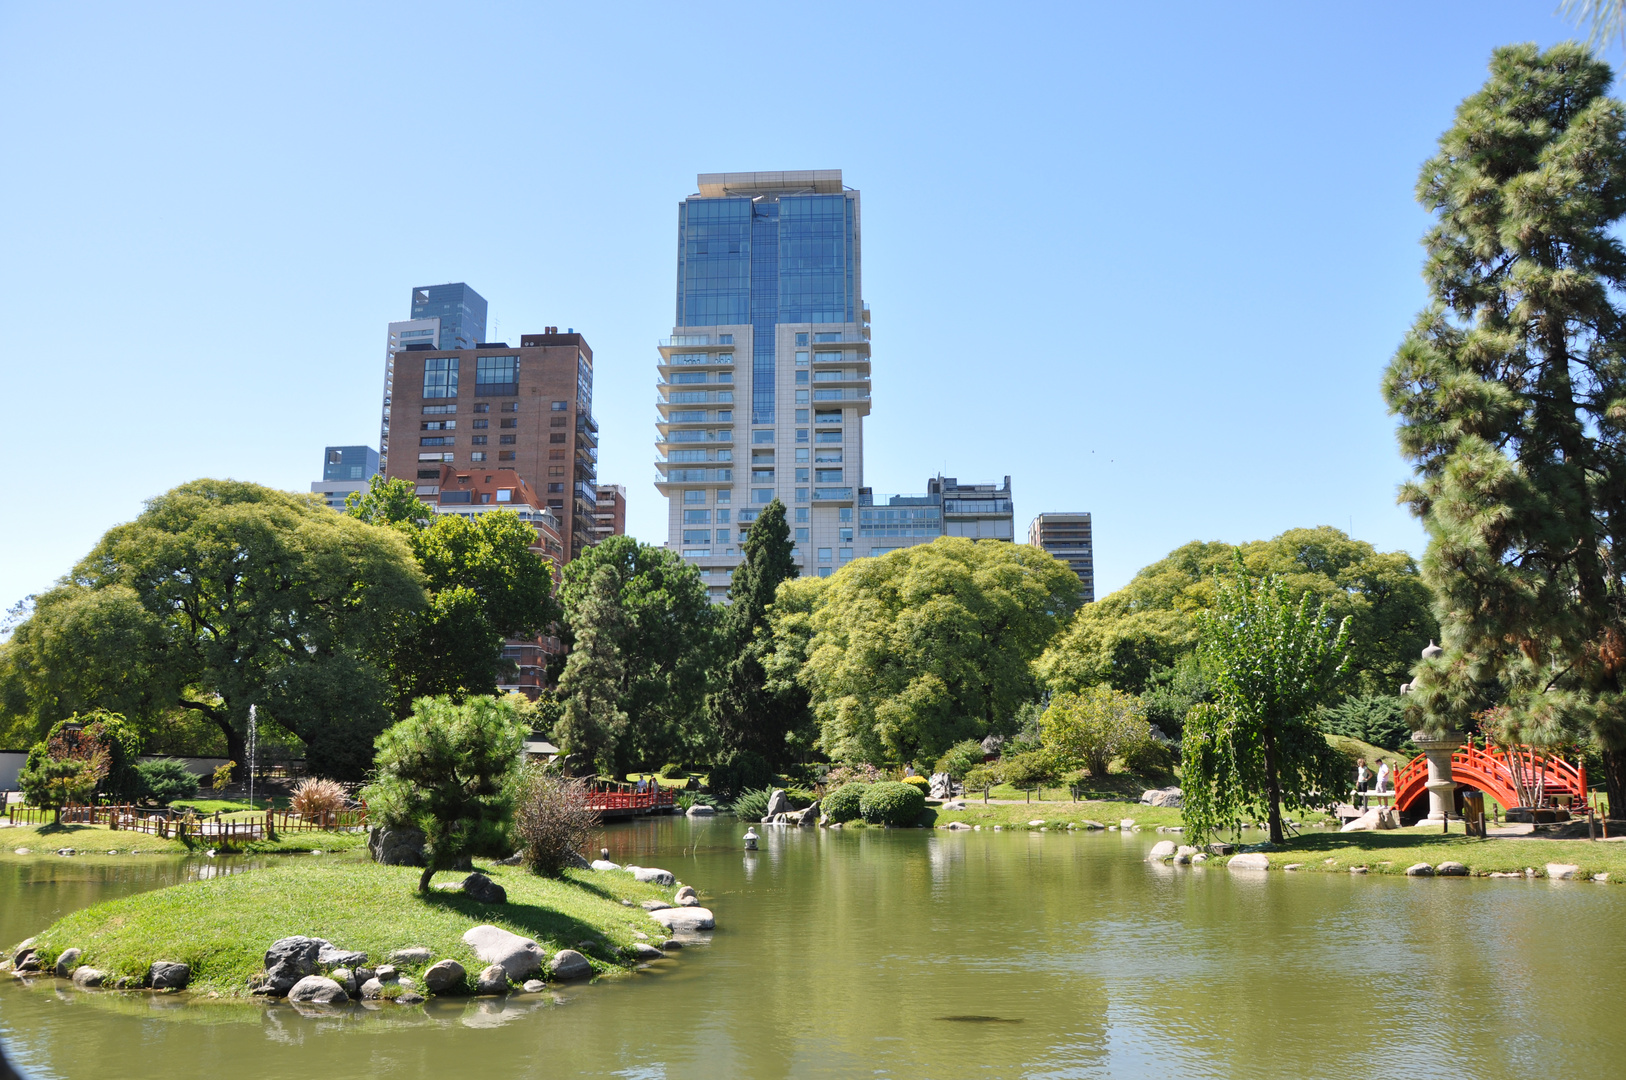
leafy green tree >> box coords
[0,480,424,779]
[1181,563,1351,844]
[707,500,811,768]
[553,566,628,773]
[1382,43,1626,811]
[18,756,98,824]
[797,537,1082,765]
[554,536,716,772]
[1040,686,1152,778]
[933,739,987,780]
[347,475,559,706]
[361,694,527,892]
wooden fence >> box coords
[5,802,366,839]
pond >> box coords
[1,816,1621,1079]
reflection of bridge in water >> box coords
[1392,740,1588,821]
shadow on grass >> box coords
[1276,831,1493,855]
[413,889,618,954]
[555,873,632,904]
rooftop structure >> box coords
[310,445,379,511]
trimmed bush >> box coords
[135,758,200,805]
[901,775,930,793]
[821,783,867,823]
[859,781,927,826]
[934,739,987,780]
[656,763,687,779]
[999,750,1059,788]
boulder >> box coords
[330,968,358,995]
[1028,819,1046,827]
[929,772,955,800]
[1227,853,1271,871]
[550,949,592,980]
[265,936,324,992]
[461,925,545,981]
[1119,819,1135,829]
[1147,840,1177,861]
[423,959,466,994]
[522,979,546,993]
[1207,842,1235,855]
[461,873,507,904]
[387,946,433,965]
[317,943,367,969]
[627,943,664,961]
[396,990,425,1004]
[641,900,671,911]
[71,966,106,988]
[685,805,715,817]
[628,866,676,886]
[798,802,821,827]
[287,975,347,1004]
[1176,845,1199,857]
[1283,863,1304,871]
[1435,861,1469,877]
[374,964,398,981]
[674,885,698,903]
[1173,852,1192,865]
[1547,863,1582,880]
[1350,866,1368,874]
[648,906,716,932]
[359,978,385,1000]
[1140,786,1183,808]
[562,850,591,870]
[1405,863,1435,877]
[1080,820,1105,830]
[54,948,81,978]
[1340,807,1399,832]
[946,821,971,831]
[475,964,509,994]
[10,939,35,968]
[1192,853,1208,863]
[764,789,790,818]
[591,859,622,871]
[660,939,683,951]
[148,961,191,990]
[366,826,427,867]
[494,852,524,866]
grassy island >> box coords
[0,822,369,858]
[15,855,682,996]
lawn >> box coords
[0,822,368,857]
[1235,824,1626,879]
[928,797,1193,830]
[14,855,684,996]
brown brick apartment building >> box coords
[384,330,600,561]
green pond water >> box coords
[0,816,1620,1079]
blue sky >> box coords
[0,1,1601,614]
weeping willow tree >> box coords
[1181,562,1351,845]
[1383,43,1626,813]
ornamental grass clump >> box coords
[513,766,601,876]
[730,786,774,820]
[290,777,348,819]
[821,782,867,823]
[858,781,926,826]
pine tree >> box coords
[707,499,806,767]
[553,566,628,774]
[1383,43,1626,811]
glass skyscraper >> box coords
[656,171,872,599]
[410,283,488,351]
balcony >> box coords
[659,334,735,347]
[658,390,734,406]
[813,487,855,503]
[811,389,871,402]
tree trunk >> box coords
[1262,720,1284,845]
[419,861,437,893]
[1601,746,1626,821]
[224,725,247,784]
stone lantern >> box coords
[1402,640,1462,822]
[743,827,758,851]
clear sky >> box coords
[0,1,1602,617]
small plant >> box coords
[998,750,1059,789]
[211,761,235,794]
[290,777,348,819]
[730,786,775,820]
[901,775,930,793]
[514,766,601,876]
[137,758,201,805]
[675,791,714,811]
[858,781,927,826]
[934,739,987,780]
[821,782,868,823]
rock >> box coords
[946,821,971,831]
[685,805,715,816]
[12,848,30,855]
[628,943,664,961]
[374,964,398,981]
[1597,872,1611,882]
[632,931,648,940]
[591,859,622,871]
[54,948,81,978]
[423,959,466,994]
[798,802,821,826]
[1080,820,1105,830]
[1227,853,1271,871]
[1192,853,1208,863]
[1283,863,1304,871]
[495,852,524,866]
[929,772,956,799]
[330,968,358,995]
[1435,861,1469,877]
[1140,786,1183,808]
[1176,845,1198,857]
[287,975,347,1003]
[476,964,509,994]
[1173,852,1192,865]
[1028,819,1046,827]
[71,966,105,988]
[366,825,427,867]
[1119,819,1135,829]
[649,906,716,932]
[522,979,546,993]
[628,866,676,886]
[461,925,545,981]
[660,939,682,950]
[359,978,385,1000]
[1350,866,1368,874]
[15,951,40,973]
[461,872,507,904]
[641,900,671,911]
[317,943,367,969]
[387,946,433,965]
[148,960,191,990]
[396,990,425,1004]
[113,975,141,989]
[1547,862,1581,880]
[764,789,790,818]
[1147,840,1177,860]
[674,885,698,903]
[1406,863,1435,876]
[1340,807,1399,832]
[1207,842,1235,855]
[264,936,324,992]
[353,965,376,984]
[56,848,75,856]
[945,801,967,811]
[1489,871,1522,878]
[550,950,592,980]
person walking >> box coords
[1355,758,1371,810]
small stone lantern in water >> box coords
[743,828,758,851]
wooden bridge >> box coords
[584,782,678,820]
[1392,740,1589,818]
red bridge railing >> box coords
[583,782,677,813]
[1392,739,1588,814]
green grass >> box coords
[18,855,682,996]
[0,823,367,857]
[928,797,1193,830]
[1238,825,1626,879]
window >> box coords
[719,334,733,343]
[795,468,809,482]
[549,449,565,460]
[795,351,809,365]
[423,357,458,398]
[795,527,809,541]
[818,548,833,562]
[815,410,842,423]
[420,436,453,446]
[502,402,518,412]
[797,429,809,443]
[470,451,487,462]
[496,489,512,502]
[715,410,732,421]
[815,448,842,462]
[549,433,566,443]
[684,510,711,524]
[818,566,833,577]
[471,435,487,445]
[551,416,567,427]
[796,333,809,346]
[472,419,489,429]
[838,506,853,522]
[839,527,853,542]
[816,469,842,482]
[815,431,840,443]
[752,430,774,444]
[421,420,455,431]
[795,390,809,404]
[499,434,516,445]
[682,549,711,558]
[716,529,730,542]
[839,548,853,561]
[795,448,810,463]
[423,404,457,415]
[716,509,730,523]
[796,507,809,522]
[752,489,772,503]
[671,372,706,384]
[753,469,774,482]
[548,483,565,493]
[715,488,730,503]
[548,465,565,476]
[795,371,809,384]
[814,332,840,342]
[796,488,809,502]
[500,418,518,428]
[551,400,568,411]
[815,351,842,363]
[499,451,515,461]
[717,449,733,462]
[685,490,707,504]
[475,355,518,393]
[683,529,712,543]
[473,403,490,414]
[417,469,440,479]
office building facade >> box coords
[1028,512,1095,602]
[310,445,379,510]
[656,171,871,596]
[379,284,487,475]
[860,474,1015,557]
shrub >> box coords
[210,761,235,794]
[934,739,987,780]
[962,764,1001,792]
[707,750,774,803]
[1120,738,1175,777]
[821,782,867,823]
[731,786,774,820]
[513,766,601,876]
[136,758,200,805]
[290,777,348,819]
[657,763,687,779]
[675,791,714,811]
[18,754,98,822]
[1040,686,1154,778]
[784,786,816,809]
[859,781,927,826]
[824,762,884,790]
[901,775,930,793]
[999,750,1059,788]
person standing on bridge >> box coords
[1355,759,1371,809]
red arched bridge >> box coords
[1392,740,1589,817]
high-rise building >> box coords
[310,445,379,510]
[593,483,627,541]
[381,329,600,561]
[657,170,871,596]
[1028,512,1095,602]
[938,476,1014,540]
[858,474,1015,558]
[379,285,487,475]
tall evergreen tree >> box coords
[1383,44,1626,811]
[553,566,628,774]
[708,499,807,767]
